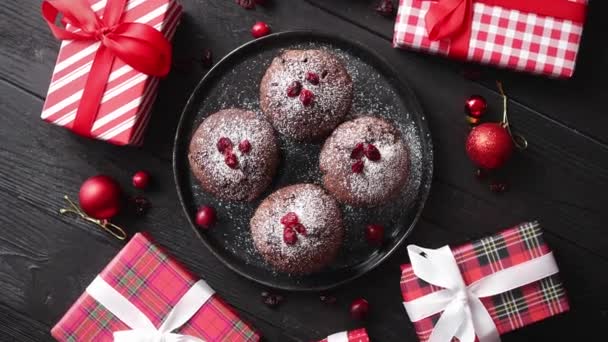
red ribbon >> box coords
[42,0,172,137]
[425,0,587,59]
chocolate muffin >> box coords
[260,49,353,141]
[319,116,409,207]
[250,184,344,274]
[188,108,279,202]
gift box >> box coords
[51,233,260,341]
[400,221,569,342]
[320,328,370,342]
[40,0,182,145]
[393,0,587,78]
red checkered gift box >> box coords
[400,221,569,342]
[319,328,370,342]
[393,0,588,78]
[51,233,260,342]
[40,0,182,145]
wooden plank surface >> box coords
[1,0,607,341]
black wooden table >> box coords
[1,1,607,341]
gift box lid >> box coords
[51,232,260,342]
[400,221,569,342]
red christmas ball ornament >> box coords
[350,298,370,320]
[464,95,487,118]
[196,206,216,229]
[79,175,122,219]
[251,21,271,38]
[466,123,514,169]
[132,170,150,190]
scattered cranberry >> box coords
[364,144,381,161]
[375,0,394,17]
[225,152,239,169]
[320,295,337,305]
[286,81,302,97]
[490,180,509,193]
[280,212,299,227]
[132,170,150,189]
[365,224,384,245]
[201,48,213,68]
[251,21,271,38]
[129,196,150,216]
[350,143,365,160]
[350,298,370,320]
[238,139,251,154]
[299,89,314,106]
[283,226,297,245]
[261,291,284,308]
[217,137,233,153]
[352,160,364,174]
[305,72,320,85]
[293,223,307,236]
[195,206,216,228]
[236,0,255,9]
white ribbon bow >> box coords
[403,245,559,342]
[86,276,215,342]
[326,331,349,342]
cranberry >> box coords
[299,89,314,106]
[375,0,394,17]
[238,139,251,154]
[217,137,233,153]
[365,224,384,245]
[364,144,381,161]
[261,291,284,308]
[320,295,337,305]
[286,81,302,97]
[305,72,320,85]
[224,153,239,169]
[251,21,271,38]
[195,206,216,228]
[350,143,365,159]
[132,170,150,189]
[280,212,299,227]
[201,48,213,68]
[293,223,307,236]
[283,226,297,245]
[129,196,150,216]
[350,298,370,320]
[236,0,255,9]
[351,160,364,174]
[490,180,509,193]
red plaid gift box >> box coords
[51,233,260,341]
[393,0,587,78]
[320,328,370,342]
[41,0,182,145]
[400,221,569,342]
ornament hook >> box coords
[60,195,127,240]
[496,81,528,150]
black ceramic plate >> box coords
[173,31,433,291]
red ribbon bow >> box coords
[42,0,172,137]
[424,0,587,59]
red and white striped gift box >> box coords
[393,0,587,78]
[41,0,182,146]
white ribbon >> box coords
[403,245,559,342]
[86,276,215,342]
[326,331,349,342]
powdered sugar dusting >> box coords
[184,40,432,282]
[250,184,343,274]
[260,50,353,140]
[188,109,278,201]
